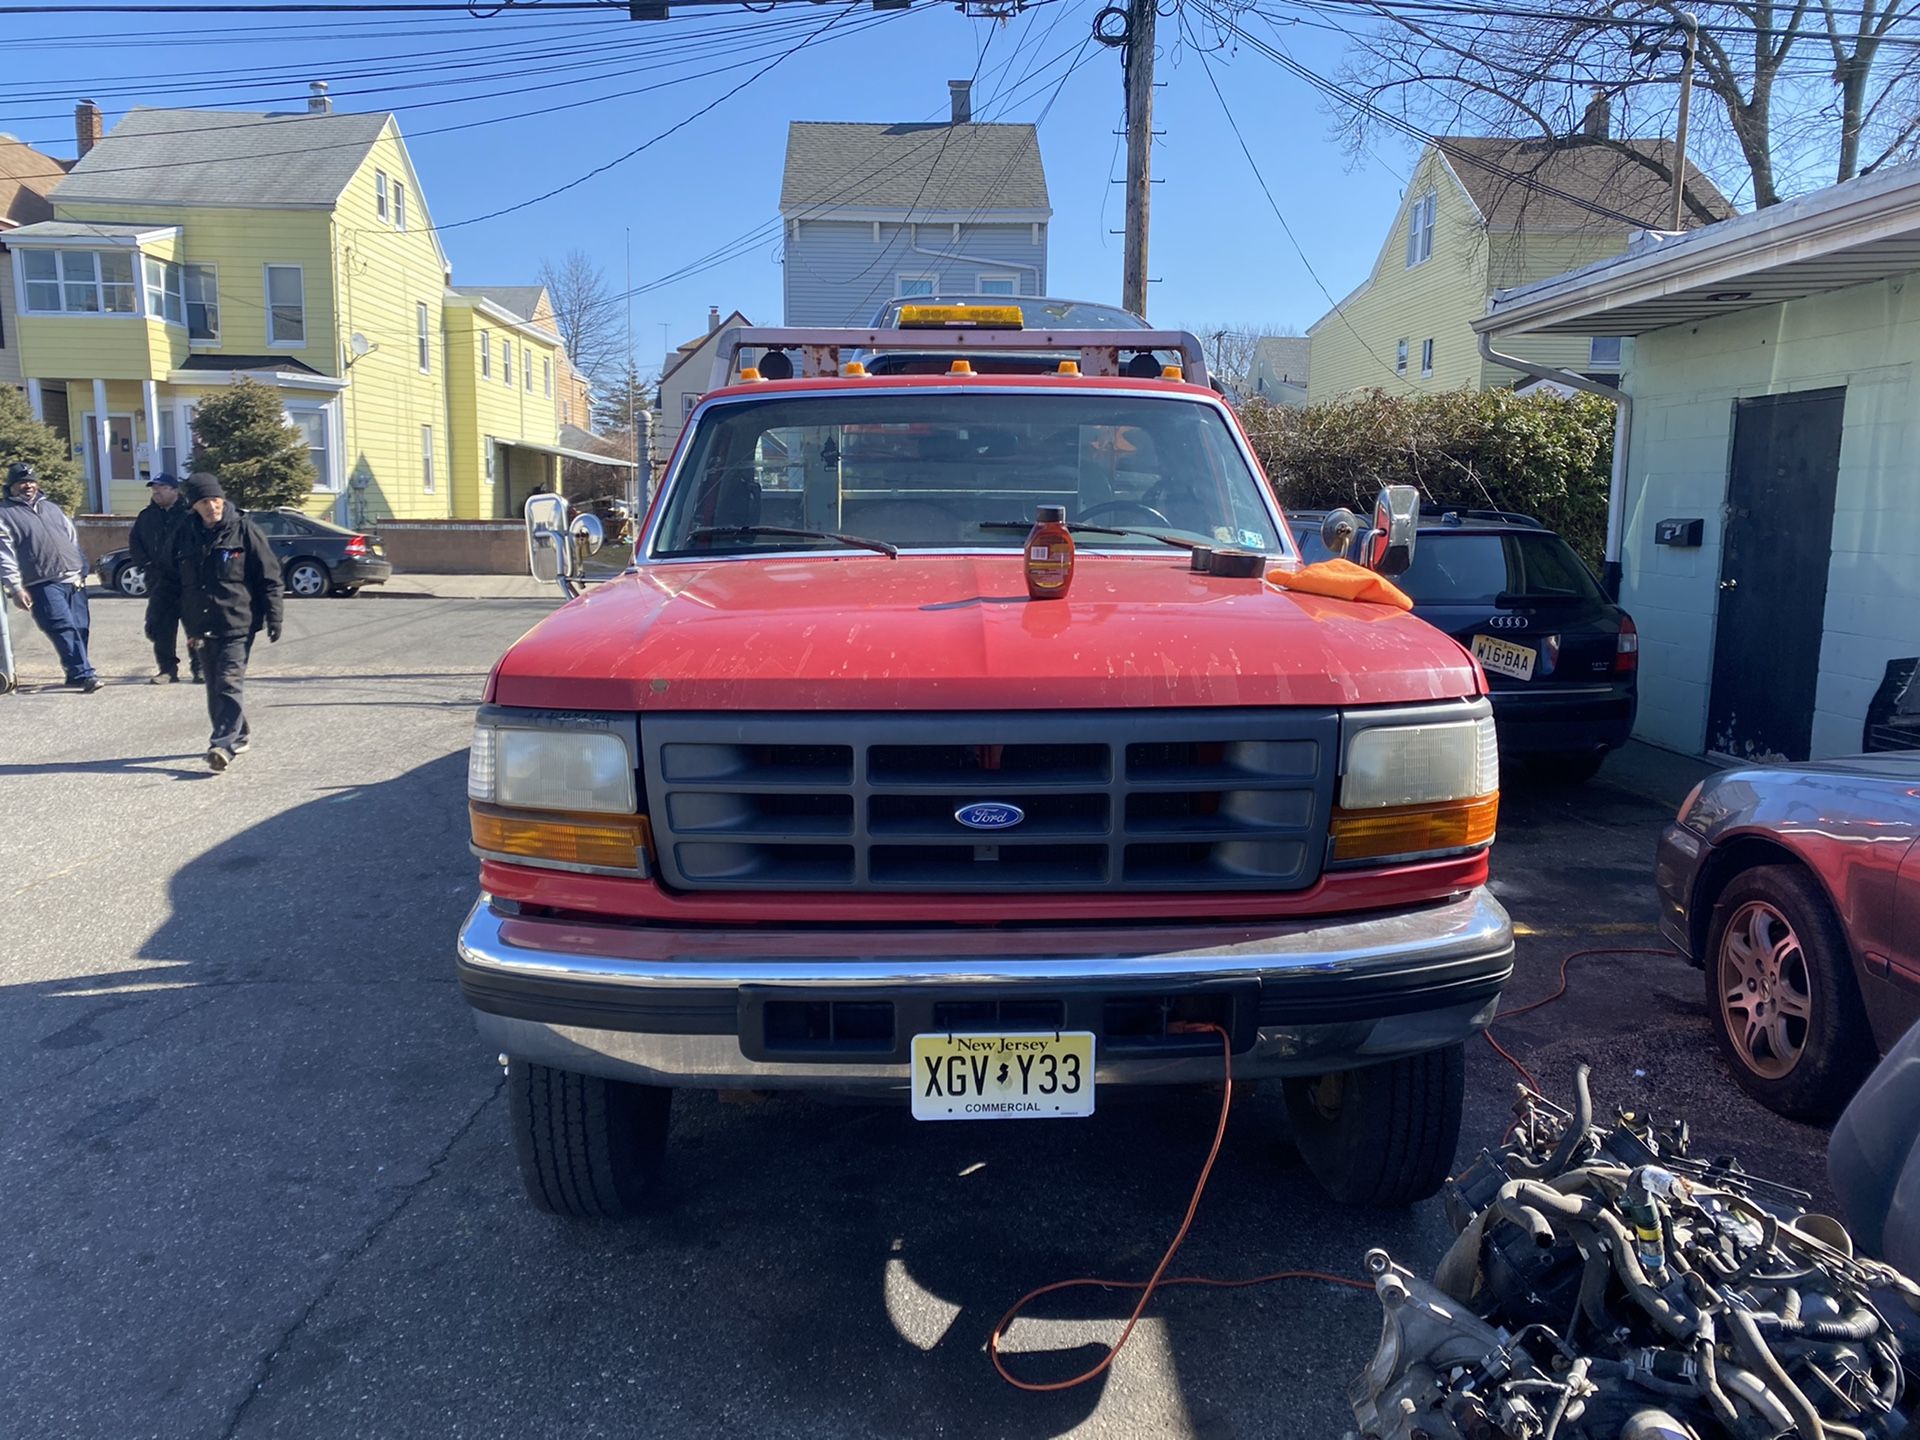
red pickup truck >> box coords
[459,316,1512,1219]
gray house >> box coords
[779,81,1050,326]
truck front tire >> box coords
[507,1060,670,1219]
[1282,1045,1464,1208]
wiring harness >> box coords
[1351,1066,1920,1440]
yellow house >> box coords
[442,287,571,519]
[5,99,613,521]
[1306,133,1732,404]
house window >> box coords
[375,170,389,222]
[501,338,512,385]
[416,302,431,372]
[265,264,305,345]
[543,356,552,397]
[523,348,532,392]
[1589,336,1623,371]
[977,275,1018,295]
[480,329,492,378]
[1396,339,1409,375]
[184,263,219,341]
[896,275,936,298]
[421,423,435,493]
[1420,338,1435,377]
[682,391,701,418]
[484,435,495,485]
[21,249,136,314]
[143,258,186,325]
[1405,191,1437,267]
[393,180,408,232]
[289,406,332,491]
[156,409,180,478]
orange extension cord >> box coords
[989,946,1676,1393]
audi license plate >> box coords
[910,1031,1096,1121]
[1471,634,1537,681]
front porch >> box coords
[26,360,347,518]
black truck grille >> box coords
[642,710,1338,893]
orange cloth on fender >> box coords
[1266,558,1415,611]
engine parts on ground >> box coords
[1350,1066,1920,1440]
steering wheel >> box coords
[1078,499,1173,528]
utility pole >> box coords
[1122,0,1155,317]
[1669,12,1699,231]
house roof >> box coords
[453,284,546,321]
[56,107,392,207]
[1437,136,1734,233]
[659,309,751,387]
[1479,160,1920,338]
[1252,335,1310,382]
[780,122,1049,217]
[2,220,175,243]
[0,138,67,229]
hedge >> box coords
[1237,388,1615,567]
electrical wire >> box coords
[988,1022,1372,1393]
[1481,945,1678,1095]
[1184,12,1409,389]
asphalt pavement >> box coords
[0,591,1839,1439]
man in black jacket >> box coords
[154,473,283,772]
[128,472,201,684]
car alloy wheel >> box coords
[1716,899,1815,1080]
[287,561,328,598]
[117,564,148,597]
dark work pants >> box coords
[26,579,94,684]
[145,596,200,679]
[203,631,256,753]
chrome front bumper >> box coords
[456,889,1514,1091]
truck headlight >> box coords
[1330,709,1499,864]
[469,720,634,813]
[468,711,648,875]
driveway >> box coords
[0,594,1838,1438]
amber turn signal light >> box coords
[470,802,651,873]
[1328,794,1498,864]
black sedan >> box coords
[97,508,391,599]
[1293,509,1637,781]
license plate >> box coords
[910,1031,1096,1121]
[1472,633,1537,681]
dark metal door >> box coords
[1706,388,1845,761]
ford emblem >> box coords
[955,802,1025,831]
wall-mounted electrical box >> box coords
[1656,517,1704,547]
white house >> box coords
[1476,163,1920,762]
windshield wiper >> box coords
[686,525,898,558]
[977,520,1198,551]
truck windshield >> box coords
[653,392,1288,557]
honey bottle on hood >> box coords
[1024,505,1074,601]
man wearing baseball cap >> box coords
[0,462,99,692]
[128,472,201,684]
[150,472,282,771]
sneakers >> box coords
[151,671,178,685]
[233,737,251,754]
[76,676,101,694]
[207,747,233,773]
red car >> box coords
[1657,753,1920,1118]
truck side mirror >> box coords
[1367,485,1419,577]
[1320,508,1360,560]
[525,493,571,585]
[570,512,605,560]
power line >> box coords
[1183,12,1408,390]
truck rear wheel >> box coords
[507,1060,670,1219]
[1282,1046,1464,1208]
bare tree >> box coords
[1177,322,1301,393]
[1327,0,1920,209]
[537,249,621,386]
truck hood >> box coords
[489,554,1482,711]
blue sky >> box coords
[0,0,1418,372]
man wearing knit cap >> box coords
[0,462,99,692]
[151,472,282,772]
